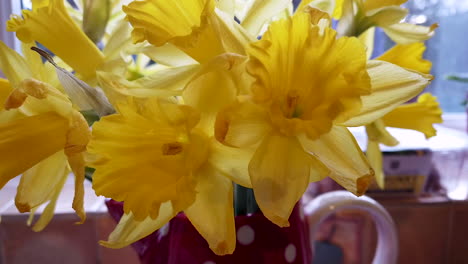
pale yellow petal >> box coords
[367,140,385,189]
[32,167,69,232]
[143,44,198,67]
[377,43,432,74]
[0,112,69,188]
[97,65,200,106]
[249,133,312,227]
[15,150,69,213]
[67,153,86,224]
[362,0,408,11]
[215,100,271,148]
[185,163,235,255]
[241,0,291,36]
[7,0,104,80]
[101,202,178,248]
[298,0,345,19]
[364,6,408,27]
[299,126,374,196]
[21,43,58,85]
[341,60,432,126]
[359,27,375,59]
[208,139,253,188]
[382,93,442,138]
[383,23,438,44]
[212,9,255,55]
[0,41,32,86]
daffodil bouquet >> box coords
[0,0,441,256]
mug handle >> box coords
[304,190,398,264]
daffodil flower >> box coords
[7,0,105,81]
[87,97,251,255]
[0,41,90,231]
[215,11,432,226]
[349,43,442,187]
[300,0,437,43]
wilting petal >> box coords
[31,167,69,232]
[383,23,438,44]
[249,133,312,227]
[341,60,432,126]
[101,202,178,248]
[241,0,290,36]
[299,126,374,196]
[0,41,32,86]
[377,43,431,74]
[67,152,86,224]
[209,139,253,188]
[0,78,13,110]
[15,150,69,213]
[7,0,104,80]
[215,100,271,148]
[362,0,408,11]
[185,163,235,255]
[367,140,385,189]
[382,93,442,138]
[0,112,69,188]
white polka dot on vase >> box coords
[203,261,216,264]
[284,244,297,263]
[237,225,255,245]
[159,223,170,238]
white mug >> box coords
[304,191,398,264]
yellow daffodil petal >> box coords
[143,44,198,67]
[365,119,399,146]
[377,43,431,74]
[215,100,271,148]
[101,202,178,248]
[67,152,87,224]
[123,0,223,63]
[299,126,374,196]
[241,0,290,36]
[98,64,199,105]
[183,54,246,134]
[32,167,69,232]
[7,0,104,80]
[15,150,69,213]
[0,41,32,86]
[212,9,255,55]
[364,6,408,27]
[367,140,385,189]
[247,12,370,139]
[0,78,13,110]
[362,0,408,12]
[0,112,69,189]
[341,60,432,126]
[359,28,375,59]
[298,0,345,19]
[382,93,442,138]
[249,133,313,227]
[209,139,253,188]
[185,163,235,255]
[383,23,438,44]
[88,99,205,220]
